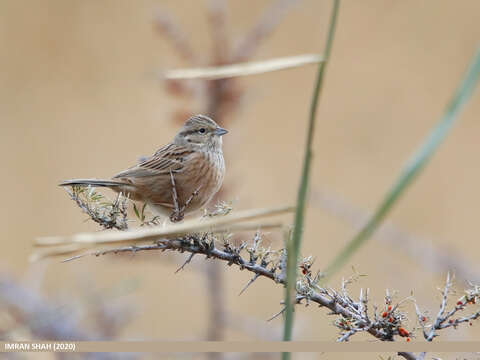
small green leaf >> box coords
[141,203,147,221]
[133,203,140,220]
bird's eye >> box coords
[198,128,206,134]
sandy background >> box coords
[1,0,480,359]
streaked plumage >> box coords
[60,114,227,220]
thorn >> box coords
[175,253,195,273]
[238,273,260,296]
[62,254,87,263]
[267,306,286,322]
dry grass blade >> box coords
[30,219,285,262]
[163,54,323,80]
[29,244,87,262]
[34,206,293,247]
[323,47,480,280]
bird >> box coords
[60,114,227,222]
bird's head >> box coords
[174,114,228,151]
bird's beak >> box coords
[214,127,228,136]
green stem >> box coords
[323,47,480,281]
[282,1,340,358]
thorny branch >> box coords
[66,186,128,231]
[55,186,478,360]
[57,232,480,346]
[59,181,480,352]
[415,272,480,342]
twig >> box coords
[65,187,128,231]
[426,272,452,341]
[336,328,365,342]
[414,272,480,341]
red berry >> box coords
[387,305,392,311]
[398,327,409,337]
[382,312,387,318]
[457,301,463,306]
[388,317,393,323]
[449,319,454,324]
[406,338,411,342]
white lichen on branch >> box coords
[415,272,480,341]
[66,186,129,230]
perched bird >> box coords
[60,114,227,221]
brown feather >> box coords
[78,114,228,217]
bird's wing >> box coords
[112,143,194,179]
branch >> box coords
[33,225,480,346]
[417,272,480,341]
[51,234,406,342]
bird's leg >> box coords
[169,170,183,222]
[180,185,202,219]
[180,185,202,213]
[171,186,203,222]
[169,170,202,222]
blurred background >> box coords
[1,0,480,359]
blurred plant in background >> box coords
[0,272,137,360]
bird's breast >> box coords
[177,150,225,211]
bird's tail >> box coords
[59,179,126,188]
